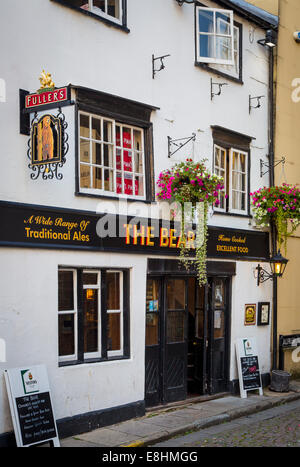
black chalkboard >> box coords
[240,356,261,390]
[16,392,57,446]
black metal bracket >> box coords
[175,0,196,5]
[255,264,273,286]
[211,78,228,100]
[249,95,264,113]
[168,133,196,158]
[152,54,171,79]
[260,156,285,177]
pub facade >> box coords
[0,0,277,444]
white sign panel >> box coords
[236,338,263,399]
[4,364,60,447]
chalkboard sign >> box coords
[241,356,261,390]
[236,338,263,398]
[4,365,60,447]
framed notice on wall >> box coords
[257,302,270,325]
[4,365,60,447]
[244,304,256,326]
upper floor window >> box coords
[196,7,234,65]
[79,111,146,199]
[74,86,156,202]
[51,0,128,30]
[212,126,252,216]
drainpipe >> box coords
[268,43,278,371]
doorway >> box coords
[145,275,231,407]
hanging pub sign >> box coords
[24,71,71,180]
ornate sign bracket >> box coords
[27,107,69,181]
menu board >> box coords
[4,365,60,447]
[236,338,263,398]
[241,356,261,390]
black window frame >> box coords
[194,2,243,84]
[74,86,156,203]
[50,0,129,33]
[211,126,253,218]
[58,267,130,367]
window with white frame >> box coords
[58,268,129,364]
[196,6,234,65]
[79,111,146,199]
[213,144,248,215]
[54,0,124,25]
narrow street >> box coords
[153,400,300,447]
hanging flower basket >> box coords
[250,184,300,252]
[156,158,224,285]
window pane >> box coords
[133,130,142,152]
[214,310,225,339]
[58,271,74,311]
[83,273,99,285]
[146,313,159,346]
[80,114,89,138]
[232,152,239,170]
[135,176,144,197]
[116,171,122,194]
[108,0,120,19]
[92,166,102,189]
[215,280,225,307]
[80,139,90,163]
[216,12,231,35]
[124,173,133,195]
[122,128,132,149]
[232,191,241,210]
[106,272,120,310]
[103,144,113,167]
[146,279,160,312]
[92,117,101,141]
[84,289,99,353]
[80,164,91,188]
[216,37,232,61]
[124,151,133,172]
[104,169,114,192]
[107,312,121,350]
[167,279,185,310]
[240,153,246,172]
[59,314,75,356]
[198,9,214,33]
[134,152,143,174]
[167,311,185,343]
[92,142,102,165]
[93,0,105,13]
[215,147,220,167]
[103,120,113,142]
[199,34,214,58]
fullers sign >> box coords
[25,87,69,110]
[0,201,269,261]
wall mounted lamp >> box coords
[255,250,289,286]
[152,54,171,79]
[257,29,277,48]
[211,78,228,100]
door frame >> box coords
[145,259,235,406]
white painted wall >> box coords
[0,0,274,435]
[0,248,148,434]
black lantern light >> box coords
[255,250,289,286]
[257,29,277,48]
[269,250,289,277]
